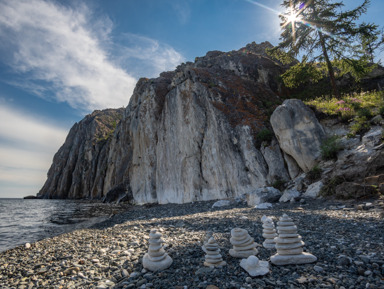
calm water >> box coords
[0,199,113,252]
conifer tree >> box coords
[273,0,379,97]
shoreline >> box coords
[1,198,383,289]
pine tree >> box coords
[273,0,378,97]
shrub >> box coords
[307,164,322,181]
[349,116,371,136]
[256,128,274,144]
[320,135,343,160]
[357,107,372,118]
[379,106,384,117]
[320,176,344,197]
[271,178,286,191]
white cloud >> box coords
[171,0,191,25]
[0,0,184,112]
[0,104,68,198]
[112,33,185,78]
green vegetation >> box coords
[270,0,384,97]
[271,178,286,191]
[306,90,384,136]
[256,128,274,144]
[307,164,322,181]
[320,135,343,160]
[306,91,384,120]
[348,116,371,137]
[320,176,344,197]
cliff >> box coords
[38,42,297,203]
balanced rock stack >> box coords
[262,216,277,249]
[229,228,258,258]
[203,237,226,267]
[143,229,173,271]
[271,214,317,265]
[202,231,213,253]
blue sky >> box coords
[0,0,383,198]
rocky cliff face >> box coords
[37,109,124,199]
[39,42,313,204]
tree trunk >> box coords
[319,32,340,98]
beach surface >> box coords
[1,198,383,289]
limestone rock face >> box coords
[37,109,124,199]
[271,99,326,173]
[38,42,293,203]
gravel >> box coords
[0,198,383,289]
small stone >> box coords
[364,270,372,276]
[314,265,324,272]
[25,243,31,249]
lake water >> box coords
[0,199,115,252]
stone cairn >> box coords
[229,228,258,258]
[240,255,269,277]
[201,231,213,253]
[203,237,226,267]
[143,229,173,271]
[262,216,277,249]
[271,214,317,265]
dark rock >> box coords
[334,182,379,199]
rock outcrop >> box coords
[271,99,326,172]
[38,42,295,203]
[37,109,124,199]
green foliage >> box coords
[256,128,274,144]
[349,116,371,137]
[379,106,384,117]
[320,135,343,160]
[305,91,384,122]
[307,165,322,181]
[271,178,286,191]
[281,59,324,88]
[357,107,373,118]
[274,0,377,97]
[320,176,344,197]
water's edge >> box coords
[0,199,131,252]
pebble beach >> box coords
[1,198,383,289]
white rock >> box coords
[271,99,326,172]
[240,256,269,276]
[212,200,231,208]
[25,243,31,249]
[279,189,300,203]
[246,187,281,206]
[255,203,273,209]
[304,181,324,198]
[362,127,383,148]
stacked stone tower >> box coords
[229,228,258,258]
[143,229,173,271]
[271,214,317,265]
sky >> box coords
[0,0,383,198]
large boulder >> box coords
[270,99,326,172]
[246,187,281,206]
